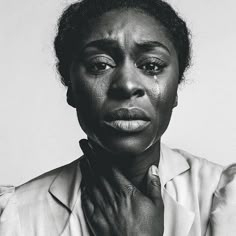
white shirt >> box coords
[1,144,236,236]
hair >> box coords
[54,0,191,86]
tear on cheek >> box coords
[150,78,161,99]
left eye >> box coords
[140,63,160,72]
[136,58,166,75]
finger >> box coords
[82,187,110,236]
[146,165,163,207]
[108,167,137,195]
[79,139,97,169]
[81,189,94,219]
[80,139,136,195]
[80,140,112,194]
[80,157,94,188]
[79,139,96,159]
[80,158,110,206]
[80,140,116,205]
[81,187,104,218]
[98,175,117,205]
[81,191,97,236]
[79,139,100,178]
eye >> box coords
[88,62,111,72]
[142,63,159,71]
[136,57,166,75]
[85,56,116,74]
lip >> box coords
[104,107,150,121]
[103,107,151,133]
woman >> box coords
[0,0,235,235]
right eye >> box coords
[85,56,116,74]
[88,62,111,72]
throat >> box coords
[87,138,161,192]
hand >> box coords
[79,139,164,236]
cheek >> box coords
[72,75,108,111]
[149,74,178,130]
[147,77,177,111]
[90,78,109,105]
[161,82,178,107]
[158,69,179,106]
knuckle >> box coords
[124,184,135,195]
[151,179,161,187]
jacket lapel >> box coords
[48,158,82,234]
[160,144,195,236]
[163,188,195,236]
[47,145,195,236]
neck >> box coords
[87,138,161,193]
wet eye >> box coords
[136,58,166,75]
[85,56,115,74]
[142,63,160,72]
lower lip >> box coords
[104,120,150,133]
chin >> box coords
[95,135,157,156]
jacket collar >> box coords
[159,143,190,186]
[48,145,194,236]
[160,144,195,236]
[48,144,190,211]
[49,158,82,212]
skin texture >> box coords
[79,139,164,236]
[68,9,179,235]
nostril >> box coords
[108,87,145,99]
[133,88,145,97]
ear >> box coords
[173,94,178,108]
[67,86,76,108]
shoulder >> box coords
[161,144,225,197]
[214,163,236,203]
[14,158,80,205]
[173,147,224,180]
[209,164,236,234]
[0,159,82,235]
[171,147,236,199]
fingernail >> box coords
[150,165,159,176]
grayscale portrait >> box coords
[1,0,236,235]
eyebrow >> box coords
[81,39,170,54]
[135,41,170,54]
[81,39,119,51]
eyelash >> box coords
[136,58,166,75]
[84,56,166,76]
[85,56,115,74]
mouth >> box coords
[103,107,151,133]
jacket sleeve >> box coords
[0,185,22,235]
[206,164,236,236]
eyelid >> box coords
[85,55,116,67]
[135,56,167,76]
[135,56,166,67]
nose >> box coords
[108,64,145,100]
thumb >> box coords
[146,165,163,206]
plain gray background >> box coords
[1,0,236,185]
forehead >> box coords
[79,9,175,53]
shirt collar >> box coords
[49,144,190,210]
[159,143,190,186]
[49,158,82,212]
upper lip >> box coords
[104,107,150,121]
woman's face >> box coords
[70,9,179,155]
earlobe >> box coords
[173,94,178,108]
[67,86,76,108]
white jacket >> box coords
[0,144,236,236]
